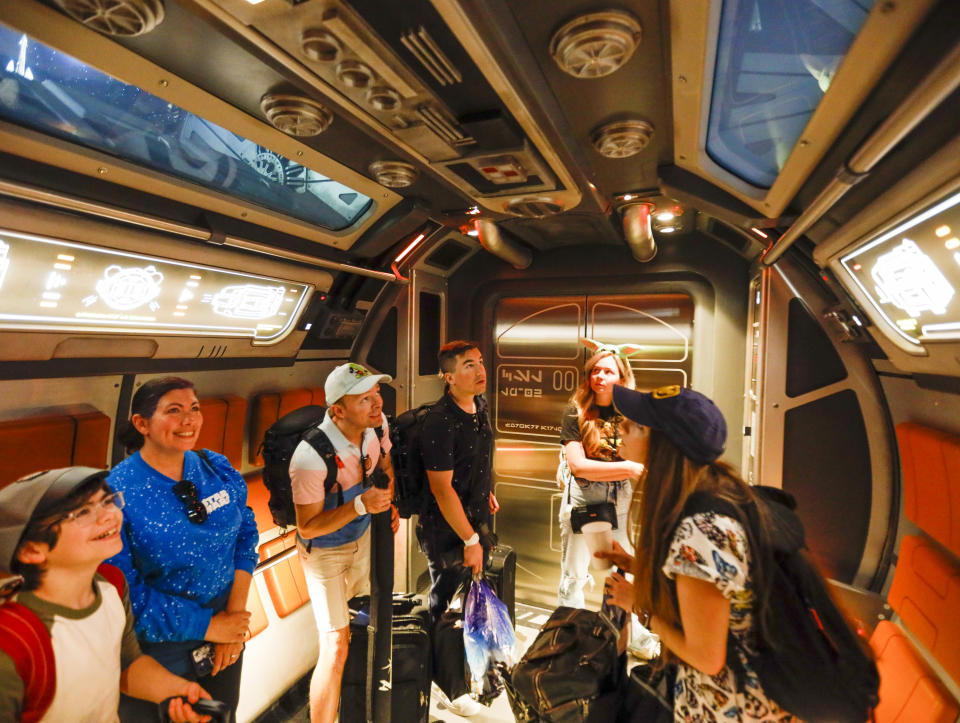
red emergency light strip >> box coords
[394,233,426,263]
[393,234,426,264]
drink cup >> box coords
[581,520,614,571]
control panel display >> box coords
[0,229,311,344]
[839,190,960,345]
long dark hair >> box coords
[630,430,778,646]
[116,377,195,453]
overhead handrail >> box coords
[0,178,403,283]
[761,41,960,266]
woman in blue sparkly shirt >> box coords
[107,377,259,720]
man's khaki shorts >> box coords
[298,528,371,633]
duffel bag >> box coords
[503,604,625,723]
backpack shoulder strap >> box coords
[0,602,56,722]
[302,427,343,508]
[96,563,126,597]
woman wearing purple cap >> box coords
[599,384,798,723]
[555,340,646,608]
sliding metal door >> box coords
[491,293,694,608]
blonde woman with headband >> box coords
[556,339,647,607]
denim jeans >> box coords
[558,477,633,608]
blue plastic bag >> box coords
[463,577,516,702]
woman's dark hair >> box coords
[12,474,111,591]
[630,430,778,652]
[116,376,195,453]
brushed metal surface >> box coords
[492,293,694,609]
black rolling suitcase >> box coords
[340,593,431,723]
[485,543,516,624]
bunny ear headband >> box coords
[580,337,645,362]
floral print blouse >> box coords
[663,512,800,723]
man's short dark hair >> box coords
[12,475,111,591]
[438,340,480,375]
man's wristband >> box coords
[463,532,480,547]
[354,495,367,516]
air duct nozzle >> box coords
[621,202,657,263]
[476,220,532,269]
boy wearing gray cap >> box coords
[0,467,210,722]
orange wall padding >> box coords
[195,395,247,469]
[870,620,958,723]
[887,535,960,686]
[245,473,274,534]
[277,389,313,418]
[0,410,110,489]
[195,397,228,456]
[258,531,309,618]
[896,423,960,559]
[247,582,269,638]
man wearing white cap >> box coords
[289,362,396,723]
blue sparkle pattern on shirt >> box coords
[106,449,259,643]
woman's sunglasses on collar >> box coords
[173,479,208,524]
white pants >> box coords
[557,478,633,608]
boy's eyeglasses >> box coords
[55,491,125,527]
[173,480,208,524]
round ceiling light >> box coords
[549,10,642,79]
[260,94,333,137]
[335,60,375,89]
[369,160,419,188]
[54,0,165,37]
[504,196,564,218]
[300,28,341,63]
[591,119,654,158]
[366,86,401,112]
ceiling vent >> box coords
[505,196,564,218]
[369,160,419,188]
[53,0,165,37]
[260,93,333,137]
[591,119,655,158]
[400,26,463,86]
[550,10,642,79]
[300,28,341,63]
[416,105,474,147]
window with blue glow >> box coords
[706,0,874,188]
[0,24,372,230]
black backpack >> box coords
[259,404,383,528]
[682,487,879,723]
[389,401,435,518]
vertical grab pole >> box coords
[368,468,394,723]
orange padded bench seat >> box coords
[870,620,958,723]
[195,395,247,469]
[887,534,960,686]
[897,423,960,558]
[249,387,325,465]
[258,531,309,618]
[0,408,110,489]
[246,582,269,639]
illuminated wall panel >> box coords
[0,229,311,344]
